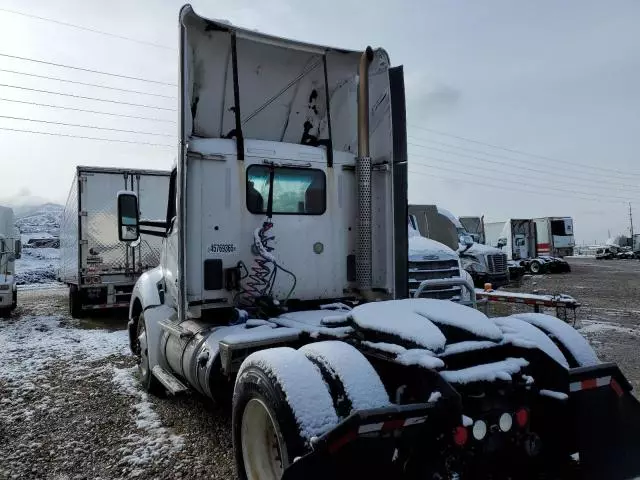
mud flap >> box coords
[282,402,457,480]
[569,363,640,480]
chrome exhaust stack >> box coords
[356,47,374,299]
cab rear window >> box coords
[246,165,326,215]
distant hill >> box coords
[14,203,63,237]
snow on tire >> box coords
[233,347,338,480]
[511,313,600,367]
[301,341,389,418]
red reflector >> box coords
[453,426,468,446]
[610,378,624,398]
[581,378,598,391]
[328,429,357,454]
[382,419,405,433]
[516,408,529,428]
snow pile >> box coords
[442,340,499,356]
[350,300,447,351]
[440,358,529,384]
[112,366,184,465]
[511,313,600,367]
[350,299,502,351]
[494,317,569,368]
[15,246,60,285]
[412,299,503,341]
[301,341,390,410]
[238,347,339,440]
[579,321,640,337]
[0,314,128,383]
[396,349,445,369]
[409,235,458,259]
[221,325,300,344]
[276,310,353,338]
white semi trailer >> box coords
[59,166,170,317]
[114,5,640,479]
[534,216,575,257]
[0,206,20,317]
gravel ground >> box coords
[1,257,639,479]
[0,287,235,480]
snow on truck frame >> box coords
[115,5,640,479]
[58,166,170,317]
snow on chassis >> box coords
[118,5,640,479]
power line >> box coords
[0,83,176,111]
[0,126,173,147]
[408,141,640,191]
[410,159,639,203]
[408,169,628,206]
[0,7,173,51]
[409,125,640,177]
[0,97,176,123]
[0,68,175,99]
[0,52,176,87]
[0,114,172,137]
[409,138,640,188]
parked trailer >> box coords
[59,166,170,317]
[116,6,640,480]
[534,216,575,257]
[0,206,20,316]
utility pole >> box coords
[629,202,634,240]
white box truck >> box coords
[534,216,575,257]
[59,166,170,317]
[0,205,20,316]
[485,219,537,261]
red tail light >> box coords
[453,426,468,446]
[516,408,529,428]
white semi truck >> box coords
[0,206,20,317]
[115,5,640,479]
[59,166,170,317]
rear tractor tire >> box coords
[529,260,542,274]
[136,312,163,394]
[232,347,338,480]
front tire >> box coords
[136,312,162,394]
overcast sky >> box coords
[1,0,639,243]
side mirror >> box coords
[14,240,21,259]
[497,238,507,248]
[117,191,140,242]
[460,234,474,247]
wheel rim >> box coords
[531,263,540,273]
[138,323,149,379]
[241,398,288,480]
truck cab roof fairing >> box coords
[179,4,391,153]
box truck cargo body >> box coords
[59,166,170,316]
[0,206,20,316]
[534,217,574,257]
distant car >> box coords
[595,247,615,260]
[616,250,635,259]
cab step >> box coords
[151,365,189,395]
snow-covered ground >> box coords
[15,246,60,285]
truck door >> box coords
[514,234,527,260]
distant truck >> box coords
[409,205,510,288]
[485,218,571,274]
[0,206,20,317]
[534,216,575,257]
[59,166,170,317]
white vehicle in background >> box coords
[534,216,575,257]
[408,217,473,302]
[0,206,20,317]
[409,205,510,288]
[58,166,170,317]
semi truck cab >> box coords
[0,207,20,316]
